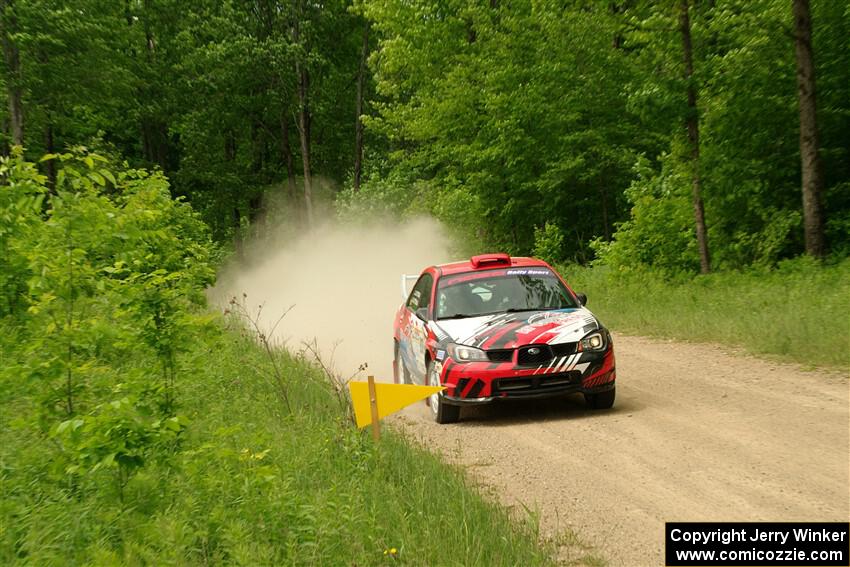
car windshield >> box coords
[435,267,577,320]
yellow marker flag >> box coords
[349,381,444,429]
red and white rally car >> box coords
[393,253,616,423]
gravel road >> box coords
[393,334,850,566]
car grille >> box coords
[484,342,577,365]
[492,371,582,396]
[517,344,554,366]
[551,342,578,356]
[486,349,513,363]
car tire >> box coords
[584,386,615,410]
[427,360,459,424]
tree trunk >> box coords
[141,119,168,169]
[610,2,624,50]
[280,111,297,200]
[793,0,825,258]
[224,129,236,161]
[679,0,711,274]
[296,63,313,227]
[248,194,264,240]
[1,0,24,146]
[600,181,610,240]
[0,116,8,155]
[225,130,242,254]
[45,117,56,192]
[293,3,314,228]
[139,0,169,171]
[232,206,243,256]
[250,119,262,174]
[353,24,369,193]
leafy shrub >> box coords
[591,154,699,273]
[1,149,216,533]
[532,222,565,264]
[0,150,46,317]
[53,396,187,499]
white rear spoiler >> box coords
[400,274,419,299]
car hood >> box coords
[429,308,600,349]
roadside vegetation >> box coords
[1,325,557,566]
[0,153,557,565]
[3,1,849,369]
[561,258,850,369]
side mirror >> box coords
[415,307,429,321]
[575,292,587,306]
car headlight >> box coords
[447,343,488,363]
[579,331,607,352]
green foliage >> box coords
[361,0,644,259]
[1,153,560,564]
[1,321,560,566]
[353,0,850,268]
[53,396,187,497]
[335,166,427,219]
[590,154,699,274]
[561,257,850,368]
[3,0,849,268]
[1,0,371,241]
[1,152,217,547]
[6,151,216,424]
[594,148,809,273]
[532,222,564,265]
[0,150,46,316]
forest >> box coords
[2,0,848,271]
[1,0,848,563]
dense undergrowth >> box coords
[0,152,557,565]
[1,319,557,565]
[560,257,850,369]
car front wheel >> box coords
[427,360,459,424]
[584,386,615,410]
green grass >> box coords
[0,318,559,566]
[559,257,850,369]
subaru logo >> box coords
[527,347,540,355]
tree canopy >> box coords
[2,0,848,271]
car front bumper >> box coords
[437,346,616,405]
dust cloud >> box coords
[213,217,453,382]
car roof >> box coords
[433,255,551,277]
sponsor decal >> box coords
[526,310,583,326]
[439,309,598,351]
[436,349,446,361]
[436,314,501,343]
[441,267,553,286]
[513,310,583,337]
[505,268,553,276]
[428,321,451,342]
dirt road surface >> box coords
[393,334,849,566]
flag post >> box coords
[348,378,443,430]
[367,375,381,441]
